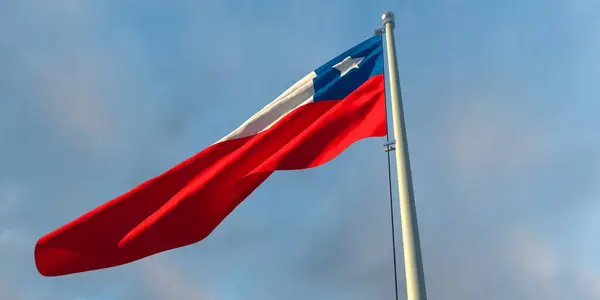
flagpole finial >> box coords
[382,11,395,26]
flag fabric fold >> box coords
[35,34,387,276]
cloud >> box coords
[504,227,559,282]
[0,182,31,254]
[33,53,121,155]
[0,228,32,249]
[501,225,600,300]
[0,1,123,157]
[0,283,24,300]
[1,1,599,300]
[407,79,600,299]
[577,269,600,299]
[126,257,216,300]
[440,97,551,173]
[0,181,20,215]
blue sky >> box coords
[1,0,600,299]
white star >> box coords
[332,56,364,77]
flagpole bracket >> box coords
[384,141,396,152]
[374,28,385,35]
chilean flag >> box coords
[35,34,387,276]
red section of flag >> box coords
[35,74,386,276]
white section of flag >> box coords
[217,71,317,143]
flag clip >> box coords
[384,141,396,152]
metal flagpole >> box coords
[381,11,428,300]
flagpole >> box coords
[381,11,428,300]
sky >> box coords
[1,0,600,299]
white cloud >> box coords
[1,1,124,157]
[578,269,600,298]
[503,226,559,282]
[34,52,121,155]
[133,257,216,300]
[414,87,599,299]
[502,225,600,299]
[0,228,33,250]
[440,96,551,173]
[1,1,599,300]
[0,182,20,215]
[0,282,23,300]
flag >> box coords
[35,34,387,276]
